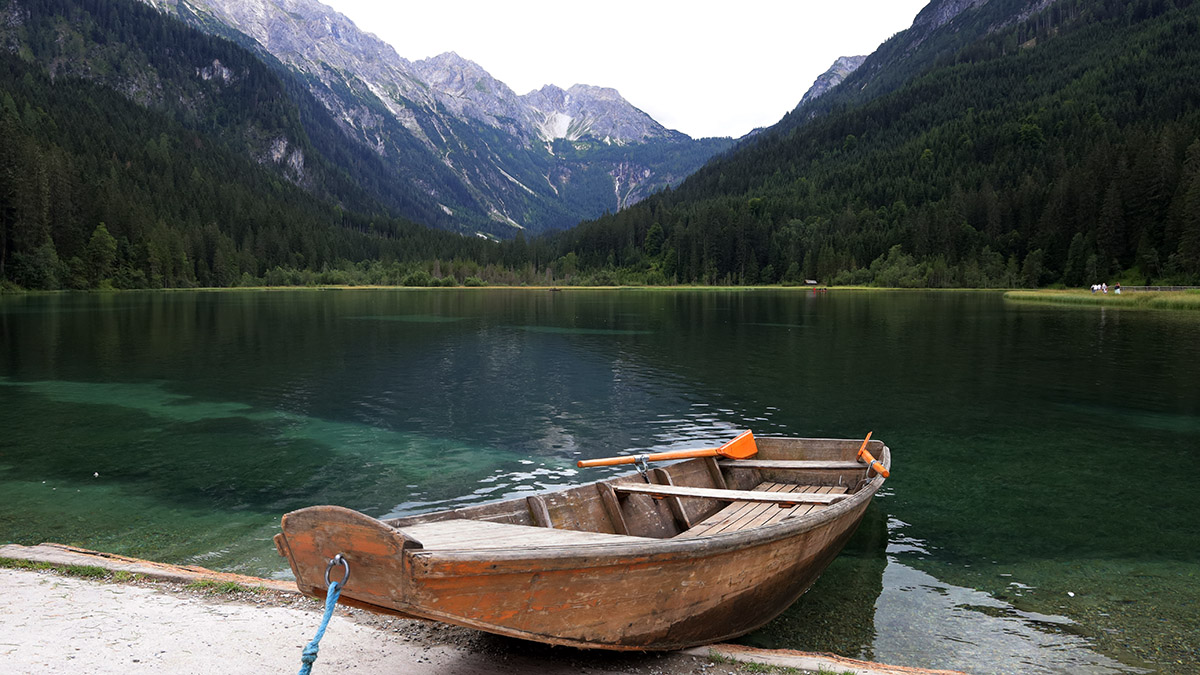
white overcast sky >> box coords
[319,0,931,139]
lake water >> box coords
[1,289,1196,674]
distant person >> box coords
[1115,283,1121,294]
[1102,283,1108,294]
[1091,284,1098,293]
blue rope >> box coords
[297,580,342,675]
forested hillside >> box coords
[543,0,1200,287]
[0,0,536,290]
[3,0,1199,291]
[0,44,509,289]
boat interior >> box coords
[382,437,886,550]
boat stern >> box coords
[274,505,423,615]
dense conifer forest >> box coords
[1,0,1199,291]
[545,0,1200,287]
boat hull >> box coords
[404,500,870,649]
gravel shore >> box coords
[1,567,723,674]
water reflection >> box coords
[873,561,1140,675]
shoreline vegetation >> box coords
[1004,288,1200,310]
[6,282,1200,308]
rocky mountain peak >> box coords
[412,51,493,89]
[567,84,624,102]
[911,0,992,34]
[412,51,528,131]
[798,55,867,107]
[522,83,680,144]
[176,0,430,104]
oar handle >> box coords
[855,431,890,478]
[577,447,716,468]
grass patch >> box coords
[706,648,857,675]
[185,579,262,595]
[0,557,52,571]
[1004,289,1200,311]
[1,557,110,579]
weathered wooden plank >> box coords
[541,482,616,533]
[612,483,846,505]
[402,519,636,550]
[756,436,885,462]
[673,499,745,539]
[662,459,728,525]
[595,482,630,536]
[674,483,790,538]
[740,484,812,529]
[703,456,728,490]
[609,476,679,539]
[650,467,693,531]
[779,486,848,523]
[755,487,810,529]
[761,486,847,527]
[277,505,422,611]
[676,484,845,538]
[703,483,794,535]
[527,495,553,528]
[719,460,866,470]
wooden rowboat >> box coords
[274,433,890,651]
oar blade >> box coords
[718,430,758,459]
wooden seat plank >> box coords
[611,483,847,506]
[718,460,867,470]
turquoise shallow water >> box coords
[1,289,1197,674]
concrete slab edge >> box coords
[0,542,298,593]
[684,643,968,675]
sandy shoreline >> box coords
[1,544,964,675]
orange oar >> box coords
[856,431,889,478]
[577,430,758,468]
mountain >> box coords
[149,0,732,236]
[521,83,687,145]
[542,0,1200,287]
[798,56,867,108]
[0,0,509,291]
[785,0,1061,126]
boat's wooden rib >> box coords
[276,435,891,651]
[595,482,630,535]
[611,482,848,506]
[649,467,693,530]
[526,495,553,528]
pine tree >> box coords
[1096,182,1125,275]
[1176,172,1200,278]
[86,223,117,287]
